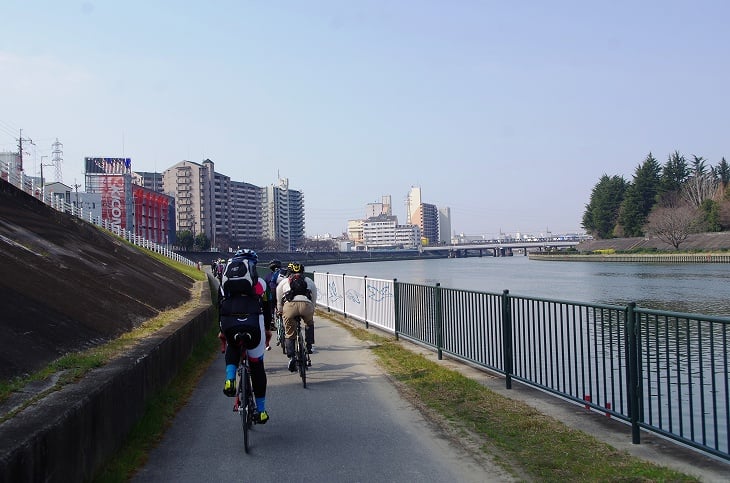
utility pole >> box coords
[40,156,53,203]
[73,179,82,210]
[16,129,34,181]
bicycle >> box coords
[275,313,286,354]
[294,316,311,388]
[223,331,259,453]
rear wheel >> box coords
[297,331,307,388]
[240,368,252,453]
[277,316,286,354]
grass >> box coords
[3,246,700,481]
[0,252,207,420]
[318,311,698,482]
[93,324,221,483]
[93,302,699,482]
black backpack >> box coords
[285,273,311,301]
[221,257,258,297]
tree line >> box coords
[174,230,338,253]
[582,152,730,248]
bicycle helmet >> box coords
[269,259,282,270]
[234,248,258,262]
[287,261,304,274]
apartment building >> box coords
[362,214,420,249]
[263,177,305,251]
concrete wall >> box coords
[0,279,215,482]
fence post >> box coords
[363,275,369,329]
[393,278,400,341]
[627,302,641,444]
[502,289,513,389]
[325,272,331,312]
[435,283,443,360]
[342,274,347,319]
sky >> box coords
[1,1,729,238]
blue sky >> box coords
[1,1,728,238]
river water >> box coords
[311,256,730,317]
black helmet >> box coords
[287,261,304,274]
[278,266,289,277]
[269,259,282,270]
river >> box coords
[311,256,730,317]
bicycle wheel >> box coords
[297,329,307,388]
[238,366,251,453]
[277,315,286,354]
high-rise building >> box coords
[406,186,421,225]
[262,177,305,251]
[161,159,214,239]
[133,171,165,193]
[413,202,439,245]
[438,206,452,244]
[230,180,262,246]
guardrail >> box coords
[313,271,730,462]
[1,169,194,267]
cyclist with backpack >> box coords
[276,261,317,372]
[263,259,283,351]
[218,248,270,424]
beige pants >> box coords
[282,300,315,339]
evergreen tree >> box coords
[700,199,721,232]
[714,157,730,191]
[659,151,688,200]
[618,153,662,237]
[582,174,627,239]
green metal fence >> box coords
[315,271,730,461]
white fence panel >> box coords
[313,272,395,334]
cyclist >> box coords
[262,259,283,351]
[276,261,317,372]
[219,248,270,424]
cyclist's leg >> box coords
[301,302,316,352]
[282,303,298,357]
[239,315,269,423]
[220,316,242,396]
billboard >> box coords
[84,157,132,175]
[101,174,127,230]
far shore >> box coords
[529,252,730,263]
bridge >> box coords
[422,239,580,257]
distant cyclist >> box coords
[218,248,269,424]
[262,259,283,351]
[276,262,317,372]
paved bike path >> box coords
[133,317,509,482]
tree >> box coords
[682,155,719,208]
[659,151,688,201]
[644,201,702,249]
[618,153,662,237]
[714,157,730,193]
[582,174,628,239]
[194,233,211,251]
[177,230,194,250]
[700,199,721,232]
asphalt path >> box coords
[132,317,509,482]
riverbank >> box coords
[574,231,730,253]
[529,252,730,262]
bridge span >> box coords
[422,240,580,257]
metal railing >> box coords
[1,167,194,267]
[313,272,730,461]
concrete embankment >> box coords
[0,280,215,482]
[529,253,730,262]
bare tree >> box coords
[644,202,702,249]
[682,155,719,207]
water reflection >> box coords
[313,257,730,317]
